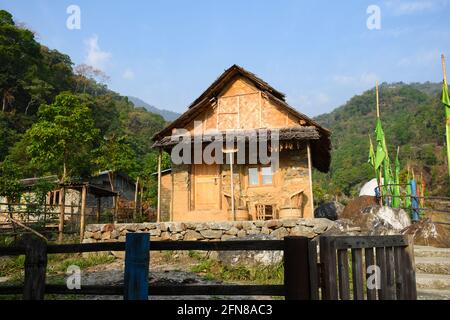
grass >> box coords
[189,254,284,285]
[0,253,116,300]
[0,253,115,279]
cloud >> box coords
[84,34,111,70]
[397,49,440,67]
[384,0,447,15]
[123,68,135,80]
[295,93,330,109]
[332,73,378,87]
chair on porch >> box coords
[223,192,250,221]
[278,189,304,219]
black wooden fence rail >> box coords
[0,234,417,300]
[0,235,307,300]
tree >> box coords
[26,93,99,182]
[0,159,22,202]
[94,134,138,191]
[0,10,41,112]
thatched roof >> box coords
[153,127,331,172]
[151,65,331,172]
[153,127,320,148]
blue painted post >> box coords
[124,233,150,300]
[410,180,420,222]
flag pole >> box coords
[443,54,448,84]
[420,171,425,208]
[441,54,450,178]
[376,81,380,118]
[376,81,383,202]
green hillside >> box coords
[0,10,168,202]
[313,82,448,202]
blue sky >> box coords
[2,0,450,116]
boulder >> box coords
[160,232,171,241]
[168,222,186,233]
[341,196,378,220]
[323,219,362,236]
[102,224,115,232]
[311,218,336,234]
[85,224,101,233]
[264,220,282,229]
[402,218,450,248]
[314,202,344,220]
[149,229,161,237]
[282,219,297,228]
[199,229,223,239]
[270,227,289,239]
[345,205,411,235]
[183,230,204,241]
[218,234,283,267]
[110,230,120,239]
[225,227,239,236]
[289,226,316,238]
[237,230,247,238]
[209,222,233,230]
[221,234,236,241]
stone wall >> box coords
[83,218,336,243]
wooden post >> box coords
[320,236,338,300]
[79,185,87,242]
[283,236,311,300]
[96,197,101,223]
[157,149,162,223]
[229,152,235,220]
[306,142,314,217]
[404,235,417,300]
[58,187,65,243]
[124,233,150,300]
[140,184,144,217]
[114,194,119,223]
[134,177,139,221]
[23,237,47,300]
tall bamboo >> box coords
[442,54,450,178]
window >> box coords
[249,167,259,186]
[248,165,273,186]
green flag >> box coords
[374,119,386,169]
[368,136,375,168]
[405,170,412,210]
[443,80,450,109]
[392,150,401,208]
[442,80,450,178]
[375,118,392,197]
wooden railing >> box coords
[0,234,417,300]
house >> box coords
[89,170,137,205]
[16,171,136,210]
[152,65,331,222]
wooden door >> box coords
[194,164,221,210]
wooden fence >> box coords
[0,234,417,300]
[310,235,417,300]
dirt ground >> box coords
[58,251,275,300]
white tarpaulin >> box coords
[359,178,383,197]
